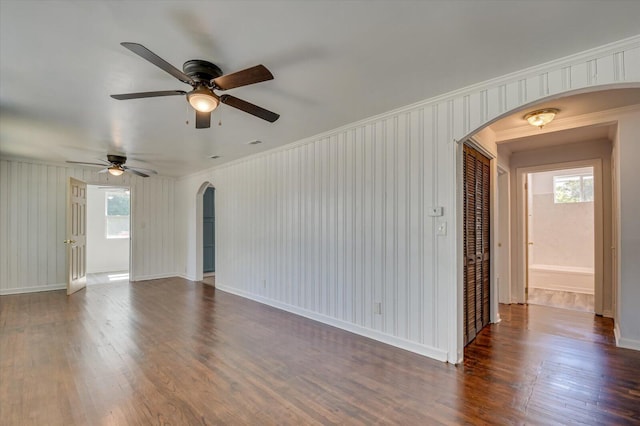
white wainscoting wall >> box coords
[0,160,176,294]
[175,37,640,362]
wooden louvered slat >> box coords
[481,160,491,326]
[463,144,491,346]
[463,150,469,343]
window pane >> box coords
[553,174,594,203]
[554,176,581,203]
[105,191,130,238]
[582,176,594,202]
[106,192,130,216]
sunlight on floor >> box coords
[108,273,129,282]
[87,271,130,285]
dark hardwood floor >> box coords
[1,278,639,425]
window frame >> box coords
[105,190,130,239]
[553,173,594,204]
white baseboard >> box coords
[177,273,197,281]
[614,323,640,351]
[0,283,66,295]
[528,265,594,295]
[215,284,449,363]
[131,272,177,282]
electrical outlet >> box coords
[374,302,382,315]
[437,222,447,236]
[262,279,266,288]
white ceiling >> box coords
[1,1,640,177]
[496,123,614,155]
[491,88,640,155]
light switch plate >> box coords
[437,222,447,236]
[428,207,444,217]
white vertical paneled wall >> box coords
[175,37,640,362]
[0,160,176,294]
[210,109,450,360]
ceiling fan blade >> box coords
[123,167,150,178]
[213,64,274,90]
[196,110,211,128]
[123,165,157,175]
[98,168,109,174]
[220,95,280,123]
[66,160,110,167]
[111,90,187,100]
[121,42,195,85]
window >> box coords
[106,191,130,238]
[553,174,593,203]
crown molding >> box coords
[179,35,640,181]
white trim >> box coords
[177,273,197,281]
[216,284,449,362]
[0,284,66,295]
[496,166,512,304]
[614,323,640,351]
[131,272,177,282]
[529,284,594,295]
[466,137,496,160]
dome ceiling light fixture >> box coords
[108,165,125,176]
[187,86,220,113]
[524,108,559,129]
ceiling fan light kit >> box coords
[524,108,559,128]
[108,165,125,176]
[187,88,219,113]
[110,42,280,128]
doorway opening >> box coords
[195,181,216,285]
[202,186,215,287]
[86,185,130,285]
[456,87,638,362]
[525,167,595,312]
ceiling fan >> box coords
[66,155,158,178]
[110,42,280,128]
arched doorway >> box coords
[195,181,215,284]
[203,187,216,277]
[456,85,640,353]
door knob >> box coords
[63,239,76,244]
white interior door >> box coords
[66,177,87,295]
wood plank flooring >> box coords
[1,277,639,425]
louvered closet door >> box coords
[463,144,491,346]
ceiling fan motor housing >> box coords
[107,154,127,165]
[183,60,223,85]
